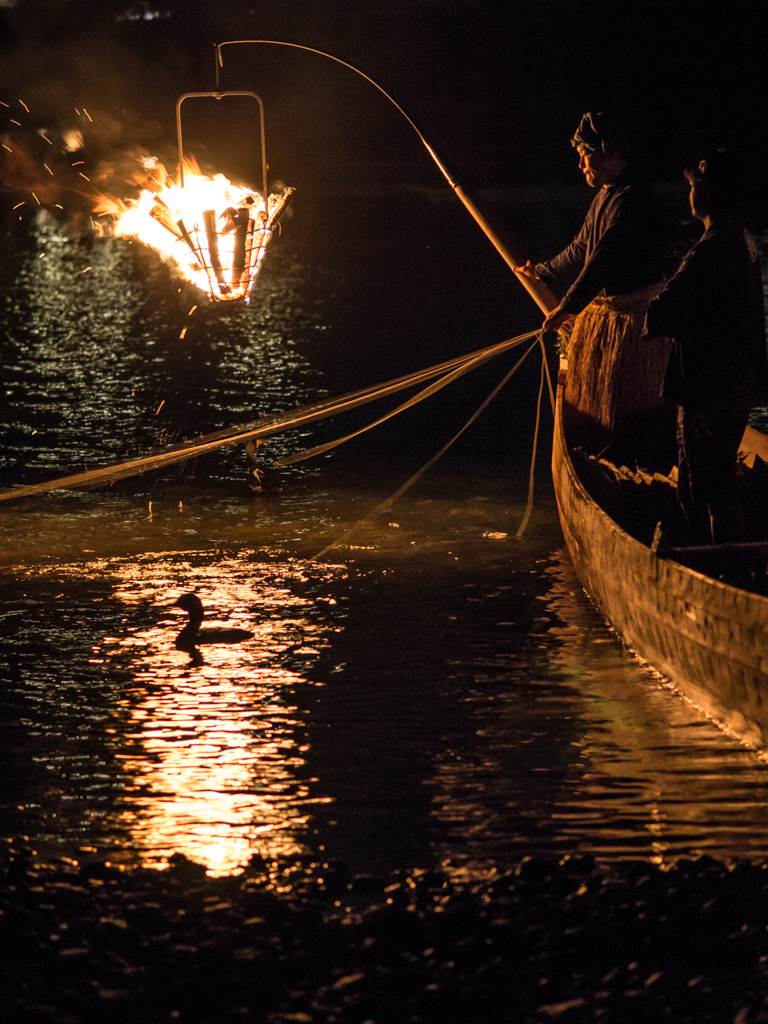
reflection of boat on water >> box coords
[544,549,768,863]
[427,548,768,875]
[552,370,768,753]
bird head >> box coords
[173,593,204,618]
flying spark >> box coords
[63,130,82,151]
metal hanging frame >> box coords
[175,90,268,199]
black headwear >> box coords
[571,112,629,155]
[685,149,729,187]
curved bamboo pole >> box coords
[215,40,558,315]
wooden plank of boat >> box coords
[552,376,768,752]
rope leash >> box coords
[313,337,544,560]
[515,349,547,539]
[0,330,540,503]
[275,332,539,468]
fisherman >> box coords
[514,111,673,465]
[644,151,768,544]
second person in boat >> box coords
[644,150,768,545]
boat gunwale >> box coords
[553,382,768,607]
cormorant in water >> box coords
[245,440,281,494]
[173,593,253,652]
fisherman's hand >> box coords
[542,305,575,333]
[512,260,541,280]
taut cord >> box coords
[312,338,540,560]
[0,330,539,503]
[539,334,557,415]
[275,332,538,467]
[515,347,547,539]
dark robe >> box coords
[645,215,768,414]
[536,179,668,313]
[645,214,768,543]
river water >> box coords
[3,193,768,884]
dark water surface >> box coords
[3,198,768,885]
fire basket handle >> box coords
[176,90,268,199]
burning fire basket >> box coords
[146,90,294,303]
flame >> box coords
[96,157,293,303]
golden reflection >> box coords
[92,551,336,876]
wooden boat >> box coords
[552,370,768,752]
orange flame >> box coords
[96,157,293,303]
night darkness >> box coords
[0,1,766,202]
[4,5,768,1024]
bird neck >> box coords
[186,609,204,631]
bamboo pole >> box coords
[215,41,558,316]
[450,183,557,314]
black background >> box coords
[0,0,765,200]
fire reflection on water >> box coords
[27,552,338,877]
[112,662,312,877]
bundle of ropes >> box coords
[0,329,554,547]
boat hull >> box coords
[552,385,768,751]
